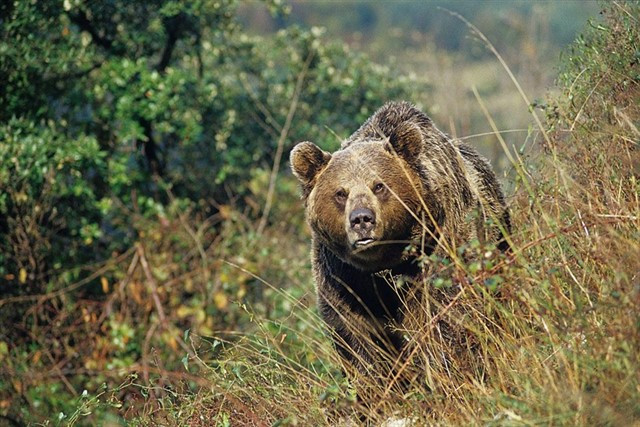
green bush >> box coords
[0,119,105,289]
[0,0,411,283]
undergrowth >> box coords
[1,2,638,426]
[146,3,639,425]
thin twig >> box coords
[239,73,283,134]
[135,242,167,324]
[256,51,315,235]
[101,250,139,322]
[0,248,134,308]
[457,128,530,141]
[142,322,159,397]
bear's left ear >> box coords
[385,122,423,162]
[290,141,332,194]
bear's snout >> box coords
[349,207,376,232]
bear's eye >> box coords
[373,183,385,194]
[335,189,348,201]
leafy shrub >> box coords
[0,119,105,291]
[0,0,411,283]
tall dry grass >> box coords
[130,3,640,426]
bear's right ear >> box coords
[385,122,423,162]
[290,141,332,194]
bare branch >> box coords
[257,52,314,235]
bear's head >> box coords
[291,124,435,272]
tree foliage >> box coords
[0,0,409,292]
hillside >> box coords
[0,1,638,425]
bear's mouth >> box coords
[354,238,375,248]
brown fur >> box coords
[290,101,510,381]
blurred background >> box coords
[240,0,600,173]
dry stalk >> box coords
[257,51,315,236]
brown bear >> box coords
[290,101,510,382]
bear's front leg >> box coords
[317,289,389,375]
[314,243,405,378]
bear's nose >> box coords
[349,208,376,231]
